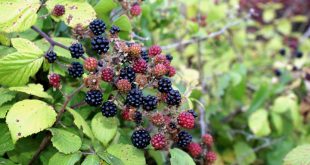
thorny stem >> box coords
[31,26,69,50]
[28,84,85,165]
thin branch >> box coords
[131,32,149,41]
[31,26,69,50]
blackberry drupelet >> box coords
[177,131,192,148]
[142,95,158,111]
[101,101,117,117]
[91,36,109,54]
[158,77,172,93]
[89,19,106,36]
[131,129,151,149]
[68,62,84,78]
[120,67,136,82]
[126,88,143,107]
[69,43,84,59]
[166,89,182,106]
[141,50,149,62]
[45,51,57,63]
[109,25,120,35]
[85,90,103,106]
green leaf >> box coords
[0,158,16,165]
[113,15,132,40]
[48,152,82,165]
[248,109,271,137]
[0,88,15,107]
[0,124,14,155]
[0,0,40,33]
[233,142,256,165]
[247,83,270,115]
[272,96,297,114]
[0,105,12,118]
[107,144,145,165]
[49,128,82,154]
[270,112,283,134]
[170,148,195,165]
[276,19,291,35]
[81,155,100,165]
[94,0,118,23]
[0,38,44,86]
[35,37,75,59]
[67,107,94,141]
[6,99,57,143]
[9,84,52,99]
[263,9,275,22]
[45,0,96,28]
[0,33,11,46]
[284,145,310,165]
[91,113,119,146]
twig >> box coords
[28,84,85,165]
[31,26,69,50]
[131,32,149,41]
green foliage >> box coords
[170,148,196,165]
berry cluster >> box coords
[47,13,215,163]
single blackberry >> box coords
[52,4,65,16]
[295,51,303,58]
[69,43,84,59]
[126,88,143,107]
[89,19,106,36]
[91,36,109,54]
[68,62,84,78]
[142,95,158,111]
[101,101,117,117]
[85,90,103,106]
[177,131,192,148]
[141,50,149,62]
[166,89,182,106]
[120,67,136,82]
[279,48,285,56]
[110,25,120,35]
[187,109,198,118]
[166,54,173,61]
[134,111,142,124]
[158,77,172,93]
[131,129,151,149]
[274,69,281,77]
[45,51,57,63]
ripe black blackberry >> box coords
[187,109,198,118]
[295,51,303,58]
[177,131,192,148]
[85,90,103,106]
[69,43,84,59]
[110,25,120,35]
[68,62,84,78]
[279,48,286,56]
[131,129,151,149]
[101,101,117,117]
[166,54,173,61]
[89,19,106,36]
[134,111,142,125]
[142,95,158,111]
[158,77,172,93]
[91,36,109,54]
[45,51,57,63]
[141,50,149,62]
[166,89,182,106]
[120,67,136,82]
[274,69,281,77]
[126,88,143,107]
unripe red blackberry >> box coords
[166,89,182,106]
[133,59,147,73]
[116,79,131,93]
[150,113,165,126]
[205,151,217,164]
[166,65,176,77]
[84,57,98,71]
[129,43,142,58]
[52,4,65,17]
[48,73,61,88]
[151,133,167,150]
[130,4,142,17]
[101,67,114,82]
[131,129,151,149]
[177,131,192,148]
[154,54,166,64]
[177,112,195,129]
[149,45,162,57]
[202,134,214,146]
[135,74,148,88]
[187,142,202,158]
[153,64,167,77]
